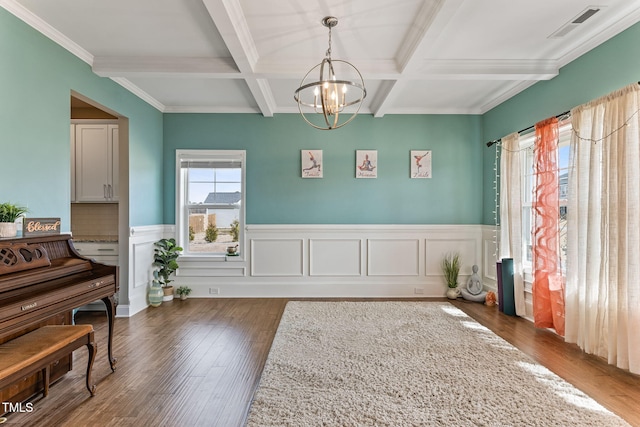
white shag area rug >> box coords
[246,301,630,427]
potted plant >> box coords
[152,238,183,302]
[176,286,192,300]
[441,251,461,299]
[0,202,28,238]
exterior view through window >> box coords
[521,123,570,271]
[176,150,245,256]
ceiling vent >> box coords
[548,7,601,38]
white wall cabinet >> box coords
[72,123,118,202]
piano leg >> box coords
[85,338,97,396]
[101,295,118,372]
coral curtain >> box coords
[532,117,565,335]
[565,83,640,374]
[499,132,526,316]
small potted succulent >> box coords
[176,286,192,300]
[0,202,28,238]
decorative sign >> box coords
[22,218,61,236]
[356,150,377,178]
[301,150,323,178]
[410,150,432,178]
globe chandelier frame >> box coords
[294,16,367,130]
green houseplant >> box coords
[0,202,28,238]
[152,238,183,302]
[441,252,461,299]
[176,286,192,300]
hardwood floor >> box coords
[3,298,639,426]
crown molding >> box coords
[419,59,559,81]
[109,78,165,112]
[1,0,93,64]
[478,81,539,114]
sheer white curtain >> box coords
[499,132,526,316]
[566,83,640,374]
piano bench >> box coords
[0,325,97,399]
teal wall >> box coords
[0,8,164,230]
[482,22,640,225]
[163,114,483,224]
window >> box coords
[521,122,571,270]
[176,150,245,257]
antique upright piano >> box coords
[0,234,118,403]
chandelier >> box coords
[294,16,367,130]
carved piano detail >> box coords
[0,242,51,274]
[0,234,118,403]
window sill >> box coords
[180,254,244,263]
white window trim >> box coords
[175,149,246,260]
[519,121,571,278]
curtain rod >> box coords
[485,110,570,148]
[486,81,640,148]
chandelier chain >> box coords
[326,26,332,59]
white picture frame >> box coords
[301,150,323,178]
[356,150,377,178]
[410,150,432,178]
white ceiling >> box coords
[4,0,640,116]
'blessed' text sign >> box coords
[22,218,61,236]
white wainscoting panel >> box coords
[126,224,487,305]
[482,226,499,283]
[425,238,477,276]
[178,260,246,277]
[367,239,420,276]
[310,239,362,276]
[138,224,536,324]
[125,224,171,317]
[133,241,154,289]
[251,238,304,276]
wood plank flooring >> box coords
[3,298,639,426]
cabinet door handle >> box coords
[98,248,116,252]
[108,184,113,199]
[104,184,107,199]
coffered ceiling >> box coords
[4,0,640,116]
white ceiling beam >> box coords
[373,0,464,118]
[370,80,402,119]
[92,56,240,78]
[255,59,401,80]
[92,57,558,81]
[396,0,453,72]
[257,58,558,81]
[418,59,559,80]
[201,0,275,117]
[246,78,277,117]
